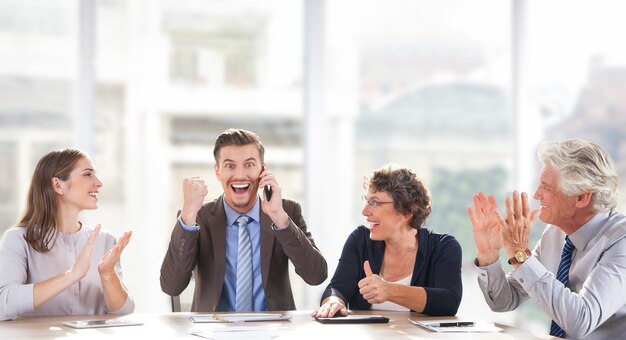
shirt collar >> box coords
[568,211,610,250]
[222,194,261,227]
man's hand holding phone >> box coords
[260,166,289,229]
[264,184,273,201]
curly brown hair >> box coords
[364,165,432,230]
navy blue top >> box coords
[321,226,462,316]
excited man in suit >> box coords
[160,128,327,312]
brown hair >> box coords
[18,148,87,253]
[213,128,265,163]
[364,165,432,230]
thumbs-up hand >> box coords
[363,260,374,277]
[358,260,388,304]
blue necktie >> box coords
[235,215,253,311]
[549,236,575,338]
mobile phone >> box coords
[264,185,273,201]
[262,165,272,201]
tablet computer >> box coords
[315,315,390,324]
[63,318,144,329]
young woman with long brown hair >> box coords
[0,148,134,320]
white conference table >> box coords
[2,310,553,339]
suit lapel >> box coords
[209,196,228,294]
[259,211,275,290]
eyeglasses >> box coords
[362,195,394,208]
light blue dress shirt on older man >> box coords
[0,225,135,321]
[475,211,626,339]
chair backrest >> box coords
[170,275,195,312]
[169,209,195,313]
[171,295,181,312]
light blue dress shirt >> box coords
[179,197,267,311]
[475,211,626,339]
[219,198,267,311]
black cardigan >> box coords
[321,226,462,316]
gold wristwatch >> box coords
[508,249,531,265]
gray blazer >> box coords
[160,196,327,311]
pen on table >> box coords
[430,322,475,327]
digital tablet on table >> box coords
[315,315,389,324]
[63,318,144,329]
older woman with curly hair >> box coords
[313,165,462,318]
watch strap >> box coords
[508,249,531,265]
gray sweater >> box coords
[0,225,134,321]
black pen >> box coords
[430,322,475,327]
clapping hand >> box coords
[69,224,101,281]
[499,191,540,259]
[467,192,504,266]
[98,230,132,279]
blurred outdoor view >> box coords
[2,0,626,335]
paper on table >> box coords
[188,313,292,323]
[409,319,503,333]
[188,325,293,339]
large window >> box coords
[524,0,626,205]
[103,0,305,312]
[2,0,626,333]
[329,0,518,329]
[0,0,76,231]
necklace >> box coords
[382,247,416,281]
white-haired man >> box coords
[468,138,626,339]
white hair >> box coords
[538,138,619,212]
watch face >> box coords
[515,251,528,262]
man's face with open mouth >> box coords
[214,143,263,214]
